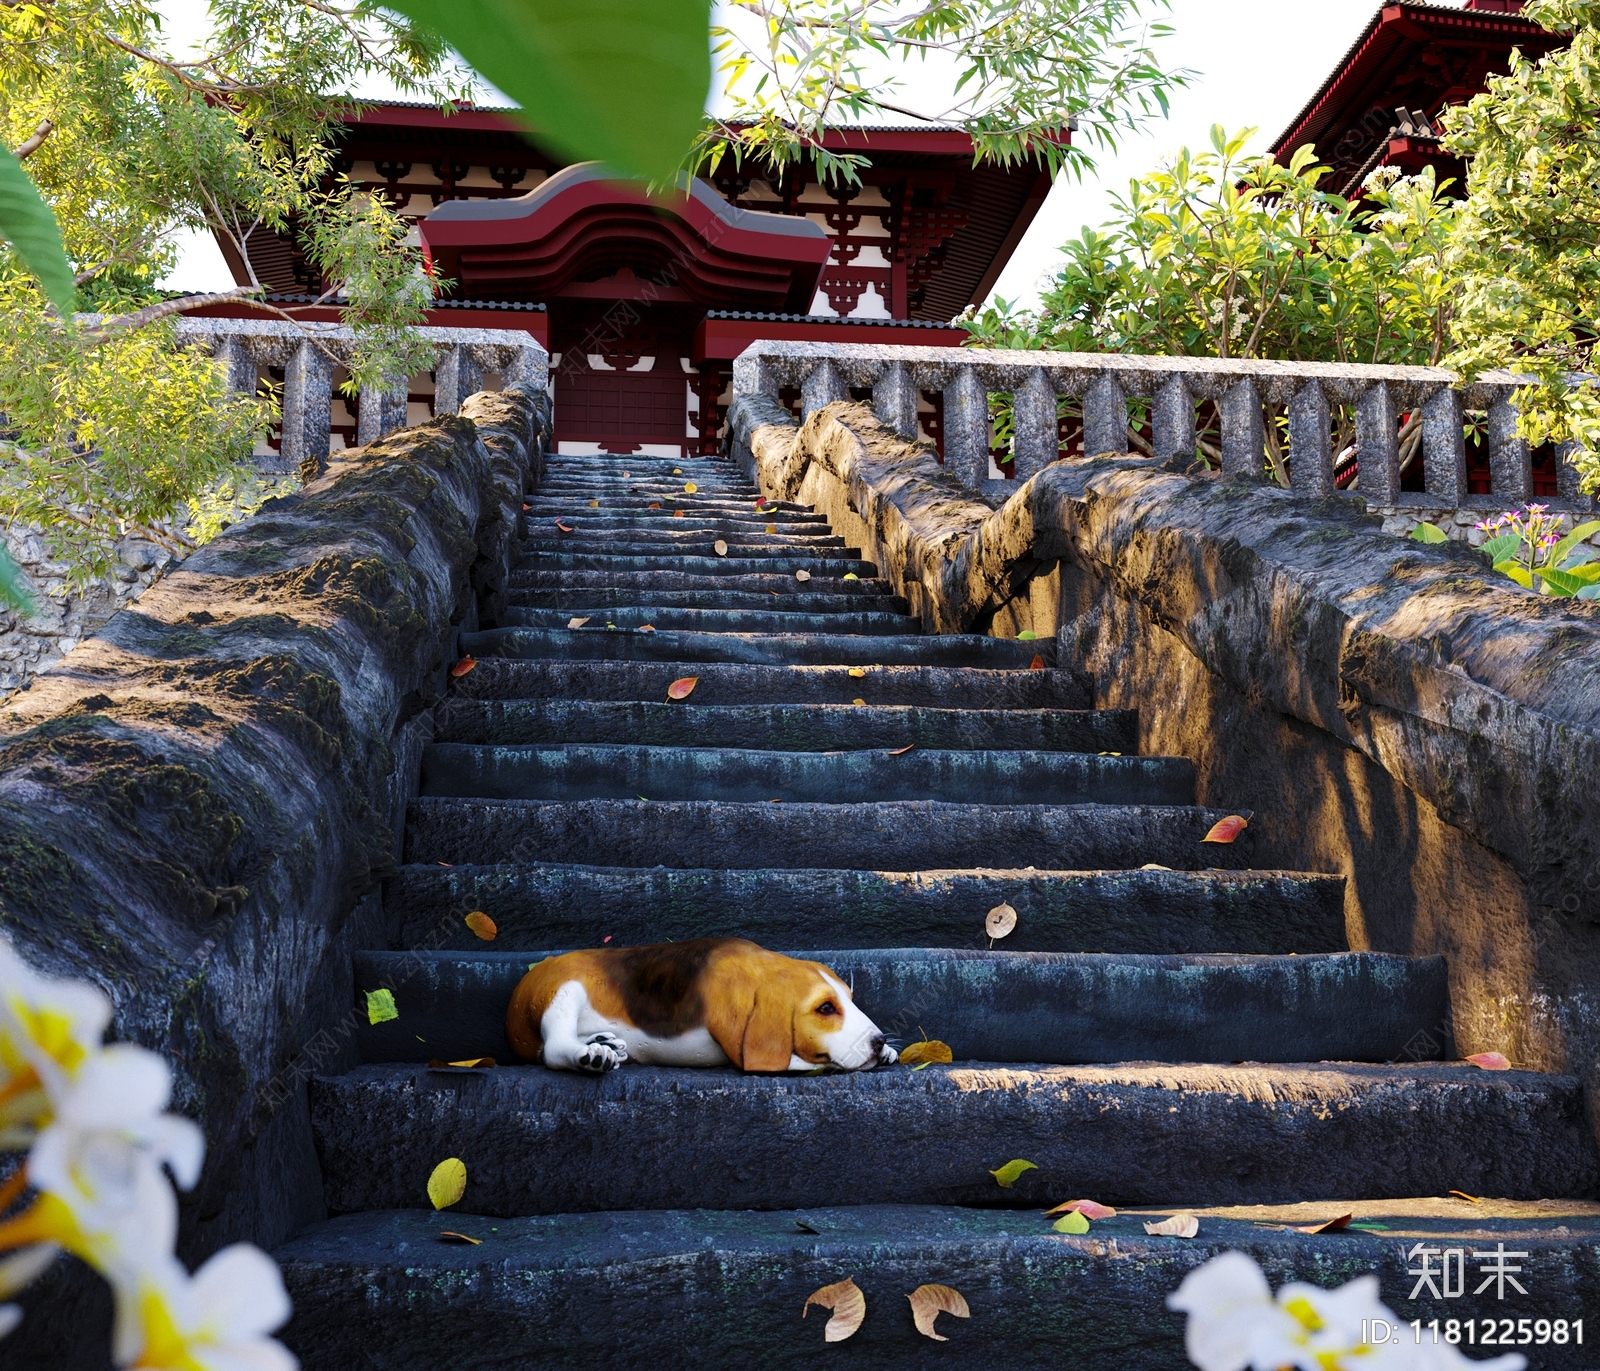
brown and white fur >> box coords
[506,938,897,1074]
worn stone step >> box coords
[520,517,832,538]
[350,948,1448,1067]
[461,628,1052,669]
[500,605,919,635]
[405,798,1255,871]
[386,864,1347,955]
[503,588,911,615]
[510,552,880,577]
[527,496,808,516]
[308,1061,1597,1216]
[418,742,1193,806]
[521,529,848,552]
[519,543,864,567]
[506,569,898,597]
[449,660,1091,708]
[432,699,1134,752]
[274,1201,1600,1371]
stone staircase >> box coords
[275,450,1600,1368]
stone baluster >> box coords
[1152,375,1195,464]
[1421,388,1469,505]
[872,361,919,441]
[1487,392,1532,504]
[280,339,334,478]
[1081,373,1127,457]
[1354,382,1401,506]
[942,368,991,489]
[800,360,847,420]
[1219,379,1265,479]
[1287,380,1334,495]
[213,334,259,396]
[358,374,410,446]
[1011,368,1058,482]
[433,345,484,414]
[504,344,548,393]
[732,353,780,399]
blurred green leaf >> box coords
[0,146,77,316]
[383,0,711,183]
[0,545,32,615]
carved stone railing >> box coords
[176,317,548,475]
[732,342,1593,508]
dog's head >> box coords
[706,944,891,1073]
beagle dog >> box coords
[506,938,898,1074]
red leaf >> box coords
[1029,655,1046,671]
[888,743,915,757]
[1466,1052,1511,1071]
[1202,815,1249,843]
[667,677,699,700]
[450,656,477,678]
[554,520,572,533]
[1045,1198,1116,1219]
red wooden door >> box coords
[555,360,689,453]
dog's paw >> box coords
[878,1043,899,1066]
[576,1033,628,1074]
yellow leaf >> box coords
[1143,1213,1199,1238]
[465,911,498,941]
[567,616,591,629]
[365,988,398,1025]
[899,1039,952,1065]
[684,481,698,493]
[986,903,1018,938]
[989,1159,1037,1188]
[589,500,599,507]
[673,468,682,474]
[843,573,859,580]
[907,1284,969,1341]
[1017,630,1037,641]
[428,1057,496,1070]
[766,523,777,534]
[852,698,867,706]
[1449,1190,1480,1203]
[848,667,866,678]
[428,1157,467,1210]
[803,1278,865,1343]
[1052,1211,1090,1234]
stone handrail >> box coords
[176,317,549,476]
[732,341,1591,507]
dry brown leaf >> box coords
[986,903,1018,939]
[649,502,661,509]
[450,656,477,678]
[888,743,915,757]
[852,698,866,706]
[899,1039,953,1065]
[1143,1213,1199,1238]
[1029,655,1045,671]
[907,1284,969,1341]
[674,509,685,518]
[1449,1190,1480,1203]
[767,523,777,534]
[1294,1213,1353,1234]
[1466,1052,1511,1070]
[554,520,573,533]
[638,624,656,633]
[1202,815,1249,844]
[588,500,599,508]
[714,539,729,557]
[464,911,498,941]
[567,617,591,629]
[1045,1199,1116,1219]
[438,1231,481,1245]
[795,569,812,582]
[667,677,699,700]
[803,1279,865,1343]
[1140,863,1172,871]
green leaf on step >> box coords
[1017,631,1038,641]
[366,988,399,1025]
[1410,522,1449,544]
[990,1159,1038,1188]
[1052,1210,1090,1234]
[0,145,77,315]
[378,0,712,185]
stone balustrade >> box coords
[176,317,548,475]
[731,341,1593,509]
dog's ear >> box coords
[704,958,793,1071]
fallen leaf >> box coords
[1017,630,1038,641]
[1466,1052,1511,1071]
[794,1218,820,1234]
[464,911,498,941]
[1029,655,1045,670]
[1046,1199,1116,1219]
[638,624,656,633]
[755,497,767,508]
[602,935,612,944]
[428,1058,496,1069]
[803,1279,865,1343]
[427,1158,467,1210]
[766,523,777,534]
[554,520,572,533]
[990,1159,1038,1189]
[1098,751,1122,757]
[1052,1211,1091,1234]
[848,667,866,678]
[907,1284,969,1341]
[1294,1213,1353,1234]
[852,698,866,706]
[986,903,1018,939]
[1202,815,1249,844]
[1449,1190,1480,1203]
[567,616,591,629]
[889,743,915,756]
[437,1231,481,1245]
[589,500,599,508]
[685,482,698,494]
[674,509,685,518]
[714,539,729,557]
[436,861,452,867]
[899,1040,953,1065]
[673,468,682,474]
[365,988,398,1025]
[649,502,661,509]
[667,677,699,700]
[1140,863,1172,871]
[450,656,477,678]
[795,569,811,582]
[621,472,630,478]
[521,502,530,511]
[1143,1213,1200,1238]
[842,573,859,581]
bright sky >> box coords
[160,0,1392,306]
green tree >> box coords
[1441,0,1600,494]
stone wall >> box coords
[1368,498,1600,554]
[730,395,1600,1135]
[0,386,547,1364]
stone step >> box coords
[506,569,898,597]
[510,552,880,577]
[449,660,1091,708]
[460,628,1053,670]
[521,504,826,525]
[518,543,866,567]
[350,948,1448,1068]
[404,798,1255,871]
[417,742,1194,807]
[498,606,920,636]
[520,517,833,538]
[521,529,849,552]
[503,588,911,615]
[432,699,1135,752]
[307,1061,1596,1216]
[275,1201,1600,1371]
[385,864,1348,955]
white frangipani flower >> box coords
[117,1245,298,1371]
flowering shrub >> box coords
[1170,1251,1526,1370]
[0,935,295,1368]
[1472,505,1600,598]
